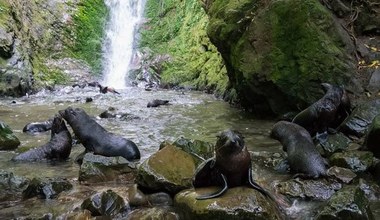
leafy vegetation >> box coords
[67,0,109,75]
[140,0,228,96]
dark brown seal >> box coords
[147,99,169,108]
[271,121,328,178]
[23,118,53,134]
[59,107,140,161]
[192,130,273,199]
[13,115,72,161]
[292,83,351,137]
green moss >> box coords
[32,56,69,87]
[140,0,228,96]
[0,0,10,28]
[66,0,108,75]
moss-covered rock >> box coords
[140,0,228,97]
[319,132,352,157]
[316,185,374,220]
[365,114,380,158]
[329,151,374,173]
[0,121,20,150]
[136,144,200,195]
[205,0,355,114]
[79,153,137,184]
[127,207,180,220]
[174,187,283,220]
[172,137,214,160]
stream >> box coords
[0,85,284,218]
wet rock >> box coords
[126,184,148,207]
[172,137,214,160]
[367,69,380,93]
[81,189,129,218]
[79,153,137,183]
[174,187,283,220]
[316,185,374,220]
[0,170,29,201]
[339,99,380,138]
[371,161,380,185]
[22,177,72,199]
[0,121,20,150]
[0,28,14,58]
[319,132,352,156]
[327,166,357,184]
[329,151,374,173]
[275,178,342,200]
[147,192,173,206]
[0,68,33,97]
[365,114,380,158]
[358,178,380,201]
[136,144,198,195]
[127,207,179,220]
[59,209,92,220]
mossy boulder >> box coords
[316,185,374,220]
[136,144,200,195]
[0,121,20,150]
[172,137,214,160]
[275,178,342,200]
[81,190,129,218]
[205,0,355,114]
[127,207,179,220]
[174,187,283,220]
[339,99,380,138]
[365,114,380,158]
[79,153,137,183]
[22,177,73,199]
[329,151,374,173]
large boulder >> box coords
[0,121,20,150]
[174,187,283,220]
[204,0,355,114]
[79,153,137,183]
[136,143,201,195]
[339,99,380,138]
[316,185,374,220]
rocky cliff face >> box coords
[0,0,106,96]
[204,0,377,115]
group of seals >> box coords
[193,130,274,199]
[13,116,72,161]
[271,121,328,178]
[292,83,351,139]
[59,107,140,161]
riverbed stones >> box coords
[319,132,352,156]
[0,170,29,202]
[316,185,374,220]
[0,121,20,150]
[329,151,374,173]
[339,99,380,138]
[79,152,137,183]
[275,178,342,200]
[137,143,200,195]
[326,166,357,184]
[81,189,129,218]
[174,187,283,220]
[22,177,73,199]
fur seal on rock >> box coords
[292,83,351,139]
[59,107,140,161]
[13,116,72,161]
[271,121,328,178]
[192,130,274,200]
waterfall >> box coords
[101,0,146,89]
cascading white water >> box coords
[101,0,146,89]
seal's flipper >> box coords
[248,167,270,196]
[192,157,219,188]
[196,173,228,200]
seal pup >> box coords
[292,83,351,140]
[271,121,328,178]
[13,115,72,161]
[193,130,274,199]
[23,118,54,134]
[147,99,169,108]
[59,107,140,161]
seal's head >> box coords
[59,107,84,121]
[51,115,67,135]
[215,130,245,154]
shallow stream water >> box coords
[0,85,379,219]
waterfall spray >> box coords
[102,0,146,89]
